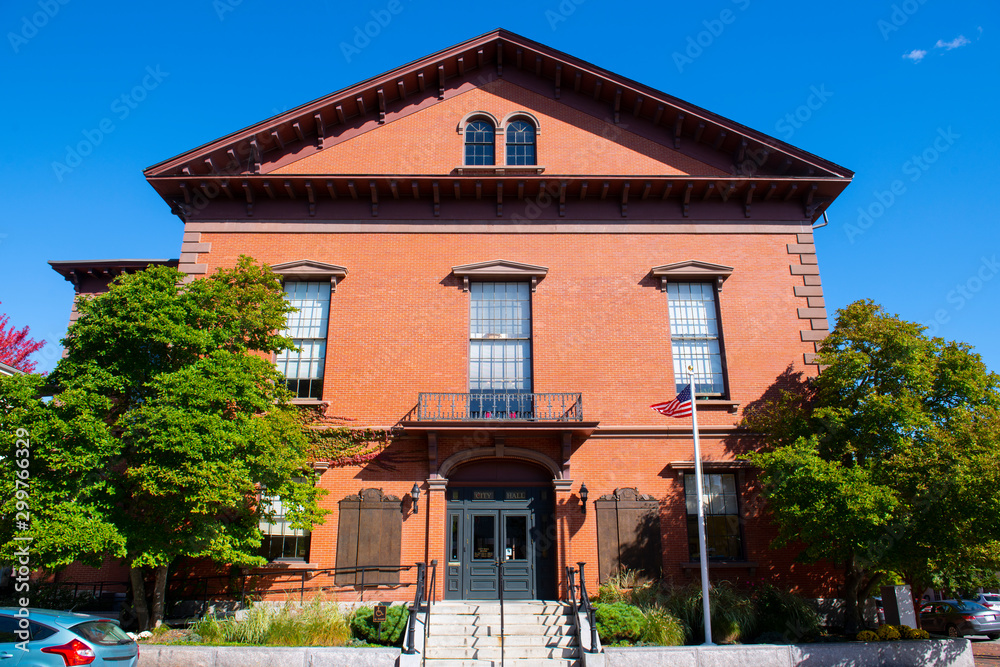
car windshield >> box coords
[954,601,988,612]
[984,595,1000,603]
[73,620,134,645]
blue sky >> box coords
[1,0,996,374]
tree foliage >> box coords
[0,257,326,628]
[744,300,1000,632]
[0,304,46,373]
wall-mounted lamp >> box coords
[579,483,589,513]
[410,483,421,514]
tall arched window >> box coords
[464,120,495,165]
[506,120,536,166]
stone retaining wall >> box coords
[604,639,973,667]
[138,645,401,667]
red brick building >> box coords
[56,30,852,603]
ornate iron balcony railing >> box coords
[416,392,583,422]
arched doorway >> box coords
[444,458,557,600]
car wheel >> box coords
[988,633,1000,641]
[947,625,961,638]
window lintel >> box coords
[669,460,753,471]
[452,259,548,292]
[457,111,500,134]
[270,259,348,290]
[651,260,734,293]
[501,111,541,133]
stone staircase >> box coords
[422,600,580,666]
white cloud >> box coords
[935,35,971,50]
[903,49,928,63]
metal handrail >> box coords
[498,561,505,667]
[422,560,437,666]
[577,562,599,653]
[416,392,584,422]
[405,562,426,655]
[566,566,583,657]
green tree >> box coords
[744,300,1000,633]
[0,257,326,629]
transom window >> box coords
[469,282,532,418]
[275,281,330,399]
[685,473,743,561]
[259,494,310,561]
[506,120,536,166]
[668,282,724,395]
[464,120,495,166]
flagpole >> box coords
[690,368,714,646]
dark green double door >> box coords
[445,488,554,600]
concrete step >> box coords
[423,660,577,667]
[432,602,570,614]
[430,613,573,625]
[429,633,579,648]
[428,623,574,638]
[426,646,579,660]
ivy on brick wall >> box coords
[295,405,391,467]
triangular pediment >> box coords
[270,259,348,279]
[452,259,548,291]
[651,260,734,291]
[651,260,734,278]
[270,78,724,177]
[144,29,852,222]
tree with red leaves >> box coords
[0,303,46,373]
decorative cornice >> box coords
[596,487,656,502]
[651,260,734,292]
[143,29,852,224]
[339,488,401,503]
[270,259,348,290]
[452,259,548,292]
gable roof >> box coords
[144,29,852,222]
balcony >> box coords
[416,392,583,422]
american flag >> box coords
[651,385,693,418]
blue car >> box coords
[0,608,138,666]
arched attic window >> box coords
[464,119,495,166]
[506,119,536,166]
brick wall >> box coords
[179,226,837,600]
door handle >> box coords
[0,652,14,659]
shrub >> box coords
[753,631,792,644]
[349,605,408,646]
[856,630,880,642]
[595,569,643,605]
[751,582,821,642]
[191,600,351,646]
[876,624,901,641]
[640,606,685,646]
[897,625,930,640]
[663,581,756,644]
[594,602,645,644]
[267,598,350,646]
